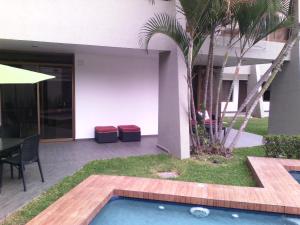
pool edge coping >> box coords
[26,156,300,225]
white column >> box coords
[157,0,190,159]
[157,47,190,159]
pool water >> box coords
[90,197,300,225]
[290,171,300,184]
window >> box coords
[222,80,233,102]
[262,82,271,102]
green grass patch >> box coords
[224,117,268,136]
[2,147,265,225]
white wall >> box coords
[257,64,271,117]
[0,0,174,50]
[252,64,271,117]
[221,76,240,116]
[75,52,159,139]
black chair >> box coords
[0,135,44,192]
[0,126,21,180]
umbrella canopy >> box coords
[0,64,55,84]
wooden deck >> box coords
[27,157,300,225]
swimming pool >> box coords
[290,171,300,184]
[90,197,300,225]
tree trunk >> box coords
[187,75,197,149]
[221,59,241,121]
[196,68,203,111]
[220,59,242,147]
[215,51,229,141]
[215,25,237,144]
[187,40,202,152]
[208,30,215,145]
[202,32,214,126]
[227,32,299,151]
[223,27,299,147]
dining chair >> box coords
[0,135,44,192]
[0,125,21,181]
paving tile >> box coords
[0,137,163,220]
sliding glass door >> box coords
[39,66,73,140]
[0,64,38,138]
[0,62,73,141]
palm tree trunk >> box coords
[187,76,197,149]
[215,24,237,144]
[187,40,202,152]
[227,32,299,151]
[215,51,229,141]
[220,59,242,146]
[208,30,215,144]
[221,59,241,121]
[223,27,299,147]
[229,72,282,151]
[202,32,214,127]
[196,68,203,111]
[209,64,214,143]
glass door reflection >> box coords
[0,64,38,138]
[39,66,73,139]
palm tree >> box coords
[143,0,294,155]
[220,0,294,150]
[228,28,298,150]
[221,0,290,119]
[226,1,297,151]
[140,0,229,151]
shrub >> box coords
[264,135,300,159]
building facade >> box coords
[221,64,271,118]
[269,1,300,135]
[0,0,290,158]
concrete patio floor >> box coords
[0,136,163,221]
[0,130,263,221]
[225,129,263,148]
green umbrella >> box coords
[0,64,55,84]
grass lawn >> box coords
[2,147,265,225]
[224,117,269,136]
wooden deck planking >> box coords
[27,157,300,225]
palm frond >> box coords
[139,13,190,62]
[192,34,206,63]
[234,0,294,51]
[178,0,226,61]
[179,0,227,33]
[251,13,293,46]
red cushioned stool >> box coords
[95,126,118,143]
[118,125,141,142]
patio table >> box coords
[0,138,24,156]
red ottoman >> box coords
[118,125,141,142]
[95,126,118,143]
